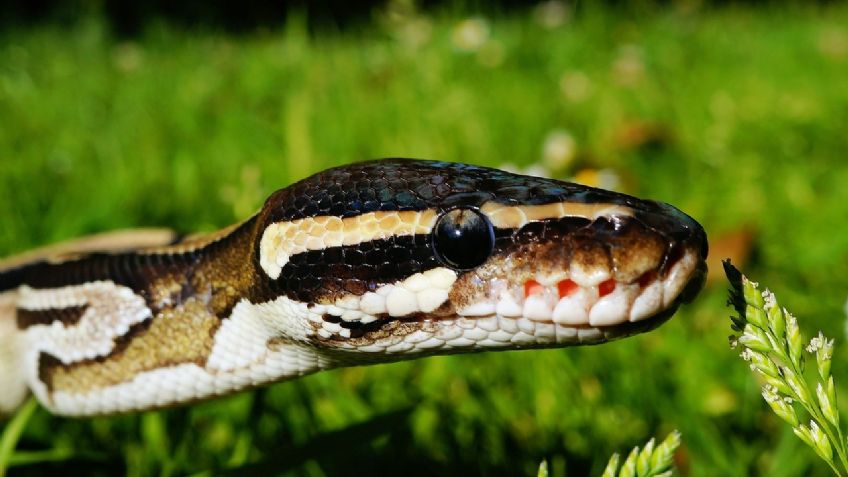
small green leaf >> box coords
[601,453,620,477]
[537,460,549,477]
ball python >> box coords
[0,159,707,416]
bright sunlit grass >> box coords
[1,3,848,476]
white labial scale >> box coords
[458,302,496,317]
[386,341,415,353]
[424,268,458,289]
[662,252,698,307]
[359,293,386,315]
[589,284,639,327]
[435,326,463,341]
[497,316,519,334]
[488,329,514,343]
[369,267,456,317]
[523,294,555,321]
[577,327,603,343]
[340,310,362,322]
[323,305,344,316]
[478,338,509,348]
[552,288,595,325]
[415,337,445,350]
[554,324,578,342]
[495,294,523,317]
[476,316,500,332]
[335,295,360,310]
[462,327,488,342]
[401,273,431,292]
[445,337,476,348]
[386,288,418,317]
[510,332,536,345]
[454,318,476,330]
[403,330,433,344]
[417,289,449,313]
[630,281,664,322]
[533,322,556,342]
[19,282,152,365]
[516,318,536,335]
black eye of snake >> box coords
[432,207,495,270]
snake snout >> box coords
[641,200,708,261]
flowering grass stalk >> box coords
[599,431,680,477]
[535,431,679,477]
[724,260,848,475]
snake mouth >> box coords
[308,246,706,350]
[306,201,708,351]
[448,245,706,343]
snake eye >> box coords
[432,207,495,270]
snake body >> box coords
[0,159,707,416]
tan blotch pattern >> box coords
[43,298,220,394]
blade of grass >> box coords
[0,398,38,477]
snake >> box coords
[0,159,707,416]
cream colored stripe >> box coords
[259,200,634,280]
[480,201,633,228]
[260,210,439,279]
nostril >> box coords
[598,278,616,297]
[524,279,544,297]
[557,279,578,298]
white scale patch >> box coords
[41,294,337,415]
[301,267,457,340]
[48,344,330,415]
[206,295,320,372]
[16,281,152,407]
[18,282,152,363]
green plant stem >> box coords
[0,398,38,477]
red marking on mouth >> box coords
[524,280,544,297]
[557,279,578,298]
[598,279,616,297]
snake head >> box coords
[256,159,707,357]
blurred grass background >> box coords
[1,1,848,475]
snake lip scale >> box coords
[0,159,708,416]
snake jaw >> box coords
[299,189,708,353]
[303,227,706,352]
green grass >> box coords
[1,3,848,475]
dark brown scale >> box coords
[260,159,650,225]
[17,304,89,329]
